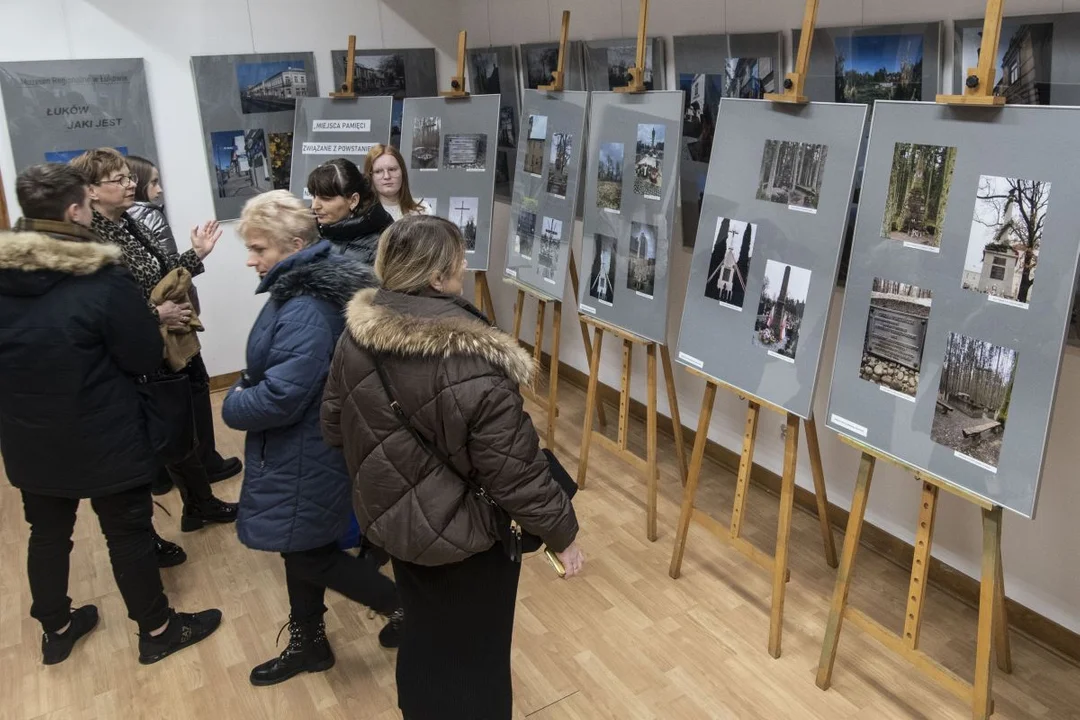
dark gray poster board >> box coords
[577,91,682,344]
[331,48,438,149]
[520,42,585,91]
[288,97,393,201]
[584,38,667,92]
[468,46,522,202]
[191,52,318,221]
[0,58,158,171]
[826,101,1080,518]
[504,90,589,301]
[673,33,783,247]
[400,95,500,271]
[676,99,866,419]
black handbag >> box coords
[371,353,575,563]
[135,371,196,464]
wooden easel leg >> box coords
[646,343,659,542]
[474,272,484,314]
[533,300,547,394]
[546,301,562,450]
[804,414,838,568]
[993,549,1012,674]
[481,272,497,326]
[973,506,1004,720]
[729,402,761,540]
[768,411,800,659]
[577,327,604,490]
[570,250,606,429]
[660,345,688,484]
[903,482,939,650]
[817,452,876,689]
[669,382,717,579]
[618,339,633,451]
[512,289,525,345]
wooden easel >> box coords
[818,4,1012,718]
[0,168,10,230]
[577,316,688,541]
[331,35,358,97]
[539,10,571,92]
[614,0,649,94]
[765,0,818,104]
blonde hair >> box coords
[376,215,465,293]
[364,144,422,214]
[70,148,128,185]
[238,190,320,250]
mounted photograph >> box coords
[756,139,829,211]
[961,21,1053,105]
[588,233,618,305]
[268,132,293,190]
[443,133,488,171]
[680,73,722,164]
[725,57,777,99]
[962,174,1050,309]
[352,54,407,96]
[411,116,441,170]
[628,222,658,297]
[597,142,624,213]
[860,278,933,398]
[516,210,537,259]
[525,46,560,89]
[210,129,271,199]
[236,59,312,114]
[498,105,517,149]
[881,142,958,248]
[932,332,1018,471]
[607,45,654,91]
[704,217,756,311]
[546,132,573,198]
[539,217,563,283]
[471,51,501,95]
[753,259,811,361]
[524,114,547,175]
[634,123,665,200]
[449,196,480,251]
[834,34,923,104]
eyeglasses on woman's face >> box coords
[98,173,138,188]
[372,166,401,178]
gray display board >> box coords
[577,91,682,344]
[468,46,522,202]
[191,52,318,221]
[0,58,158,171]
[584,38,667,92]
[503,90,589,301]
[400,95,500,271]
[826,101,1080,518]
[288,97,393,201]
[331,48,438,148]
[520,42,585,91]
[673,33,783,247]
[675,99,866,419]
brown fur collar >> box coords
[345,288,535,385]
[0,231,121,275]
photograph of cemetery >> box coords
[634,123,665,199]
[881,142,958,247]
[753,259,811,360]
[597,142,624,212]
[680,73,722,164]
[931,332,1018,470]
[546,132,573,198]
[962,174,1050,308]
[538,217,562,282]
[834,34,923,104]
[516,210,537,258]
[410,116,440,170]
[443,133,488,171]
[703,216,756,311]
[860,278,933,397]
[961,22,1053,105]
[524,114,547,175]
[588,234,618,305]
[449,196,479,251]
[236,60,312,114]
[627,222,658,297]
[755,139,828,211]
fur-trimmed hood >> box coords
[345,287,535,385]
[0,230,121,275]
[258,239,377,308]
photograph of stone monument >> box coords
[627,222,658,297]
[588,233,618,305]
[634,123,665,200]
[450,196,479,251]
[755,139,829,211]
[443,133,488,171]
[834,34,923,104]
[524,114,547,176]
[753,259,811,361]
[411,116,441,170]
[961,22,1053,105]
[597,142,624,212]
[860,278,933,398]
[703,217,756,311]
[546,132,573,198]
[881,142,958,248]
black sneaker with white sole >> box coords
[42,605,99,666]
[138,609,222,665]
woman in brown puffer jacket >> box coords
[321,215,583,720]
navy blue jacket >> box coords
[222,241,377,552]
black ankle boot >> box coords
[152,531,187,568]
[138,609,222,665]
[250,618,335,686]
[180,496,238,532]
[377,609,403,649]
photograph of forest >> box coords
[881,142,958,247]
[834,34,923,104]
[932,332,1018,470]
[753,260,811,360]
[860,278,932,397]
[756,139,829,211]
[704,217,756,311]
[962,175,1051,308]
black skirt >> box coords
[391,545,522,720]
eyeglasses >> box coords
[98,174,138,188]
[372,167,401,177]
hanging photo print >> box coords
[834,34,924,104]
[703,217,756,311]
[331,48,437,147]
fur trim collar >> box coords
[0,231,122,274]
[345,288,535,384]
[270,257,378,306]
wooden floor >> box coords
[1,383,1078,720]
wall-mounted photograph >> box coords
[516,210,537,258]
[498,106,517,149]
[628,222,658,297]
[450,196,480,251]
[236,60,312,114]
[210,129,270,199]
[443,133,488,171]
[680,73,722,164]
[607,45,654,90]
[332,48,436,147]
[411,116,441,170]
[588,233,618,305]
[704,217,756,311]
[471,51,500,94]
[634,123,665,200]
[753,259,811,361]
[756,139,829,211]
[881,142,957,248]
[539,217,562,283]
[524,114,547,176]
[268,132,293,190]
[597,142,624,213]
[860,278,932,398]
[725,57,777,98]
[526,46,560,89]
[546,132,573,198]
[834,34,923,104]
[960,21,1053,105]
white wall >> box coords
[460,0,1080,635]
[0,0,463,377]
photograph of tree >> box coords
[588,233,618,305]
[881,142,958,247]
[267,132,293,190]
[546,132,573,198]
[834,34,923,104]
[704,217,756,311]
[753,259,811,360]
[607,45,654,91]
[680,73,722,164]
[410,116,440,170]
[471,51,500,95]
[961,22,1053,105]
[962,175,1050,308]
[635,123,665,199]
[725,57,777,99]
[450,196,479,251]
[236,60,312,114]
[539,217,562,282]
[523,114,547,176]
[627,222,658,297]
[516,210,537,258]
[860,278,933,397]
[498,105,517,149]
[755,139,829,211]
[597,142,624,212]
[525,46,560,89]
[443,133,488,171]
[210,129,270,199]
[932,332,1018,470]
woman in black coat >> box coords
[308,158,394,264]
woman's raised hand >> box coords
[191,220,222,259]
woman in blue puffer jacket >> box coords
[222,190,401,688]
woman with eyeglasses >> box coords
[364,145,432,221]
[71,149,237,539]
[307,158,394,265]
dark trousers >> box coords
[164,354,215,507]
[21,485,171,635]
[282,542,400,624]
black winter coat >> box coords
[319,204,394,265]
[0,220,164,498]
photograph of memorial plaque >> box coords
[628,222,658,297]
[450,196,480,252]
[411,116,441,170]
[881,142,957,249]
[962,175,1050,309]
[704,217,756,311]
[517,210,537,259]
[443,134,488,171]
[931,332,1018,472]
[268,132,293,190]
[547,133,573,198]
[523,114,547,176]
[521,42,586,91]
[597,142,624,213]
[584,38,666,91]
[332,48,437,147]
[753,260,811,362]
[538,217,562,284]
[635,124,665,200]
[756,139,829,212]
[588,233,618,305]
[958,20,1053,105]
[210,129,271,200]
[860,278,932,399]
[236,60,313,114]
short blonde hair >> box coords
[238,190,320,249]
[70,148,128,185]
[376,215,465,293]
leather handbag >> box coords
[135,371,196,464]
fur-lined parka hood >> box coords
[258,239,377,308]
[0,229,121,275]
[345,287,535,385]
